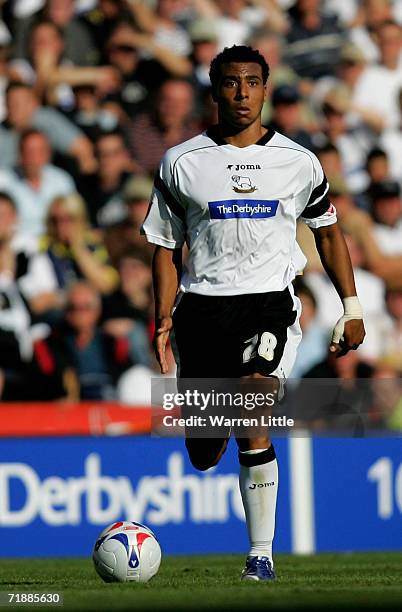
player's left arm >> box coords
[312,222,365,357]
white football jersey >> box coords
[141,127,336,296]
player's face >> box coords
[215,62,267,129]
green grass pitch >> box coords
[1,553,402,611]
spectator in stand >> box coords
[251,31,300,91]
[69,84,120,142]
[77,130,135,228]
[285,0,345,80]
[250,30,306,125]
[203,0,288,51]
[47,281,133,400]
[336,43,368,97]
[40,193,118,294]
[0,45,14,123]
[380,87,402,183]
[379,288,402,370]
[317,84,382,193]
[370,180,402,255]
[0,82,96,174]
[315,142,345,179]
[297,176,402,289]
[214,0,256,49]
[189,19,219,104]
[324,178,402,288]
[103,21,192,122]
[311,43,384,136]
[356,148,392,210]
[123,177,155,247]
[270,84,314,150]
[103,21,153,120]
[102,247,176,404]
[197,86,219,132]
[352,20,402,129]
[129,78,197,175]
[104,175,154,265]
[9,19,120,110]
[102,248,154,367]
[0,129,75,239]
[12,0,97,67]
[126,0,191,57]
[337,43,368,93]
[296,349,373,432]
[320,0,360,30]
[82,0,131,56]
[305,231,387,362]
[291,280,327,379]
[349,0,395,65]
[365,148,391,184]
[370,360,402,431]
[103,247,153,326]
[11,19,70,103]
[0,192,61,399]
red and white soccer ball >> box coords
[92,521,162,583]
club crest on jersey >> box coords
[231,175,257,193]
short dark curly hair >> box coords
[209,45,270,94]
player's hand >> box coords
[329,296,365,358]
[154,317,173,374]
[330,319,366,357]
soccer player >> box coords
[141,45,365,580]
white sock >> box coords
[239,447,278,565]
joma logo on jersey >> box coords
[227,164,261,171]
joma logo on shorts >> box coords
[227,164,262,171]
[248,482,275,489]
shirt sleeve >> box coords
[141,153,186,248]
[297,153,337,229]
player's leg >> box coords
[236,286,302,581]
[171,293,232,471]
[236,373,278,581]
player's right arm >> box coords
[152,246,182,373]
[297,152,365,356]
[140,150,186,373]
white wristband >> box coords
[342,296,363,319]
[331,296,363,345]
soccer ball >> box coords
[92,521,162,583]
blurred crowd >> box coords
[0,0,401,430]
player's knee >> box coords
[185,438,228,471]
[188,454,220,471]
[186,446,221,471]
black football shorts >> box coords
[172,286,299,379]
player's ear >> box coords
[211,85,218,103]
